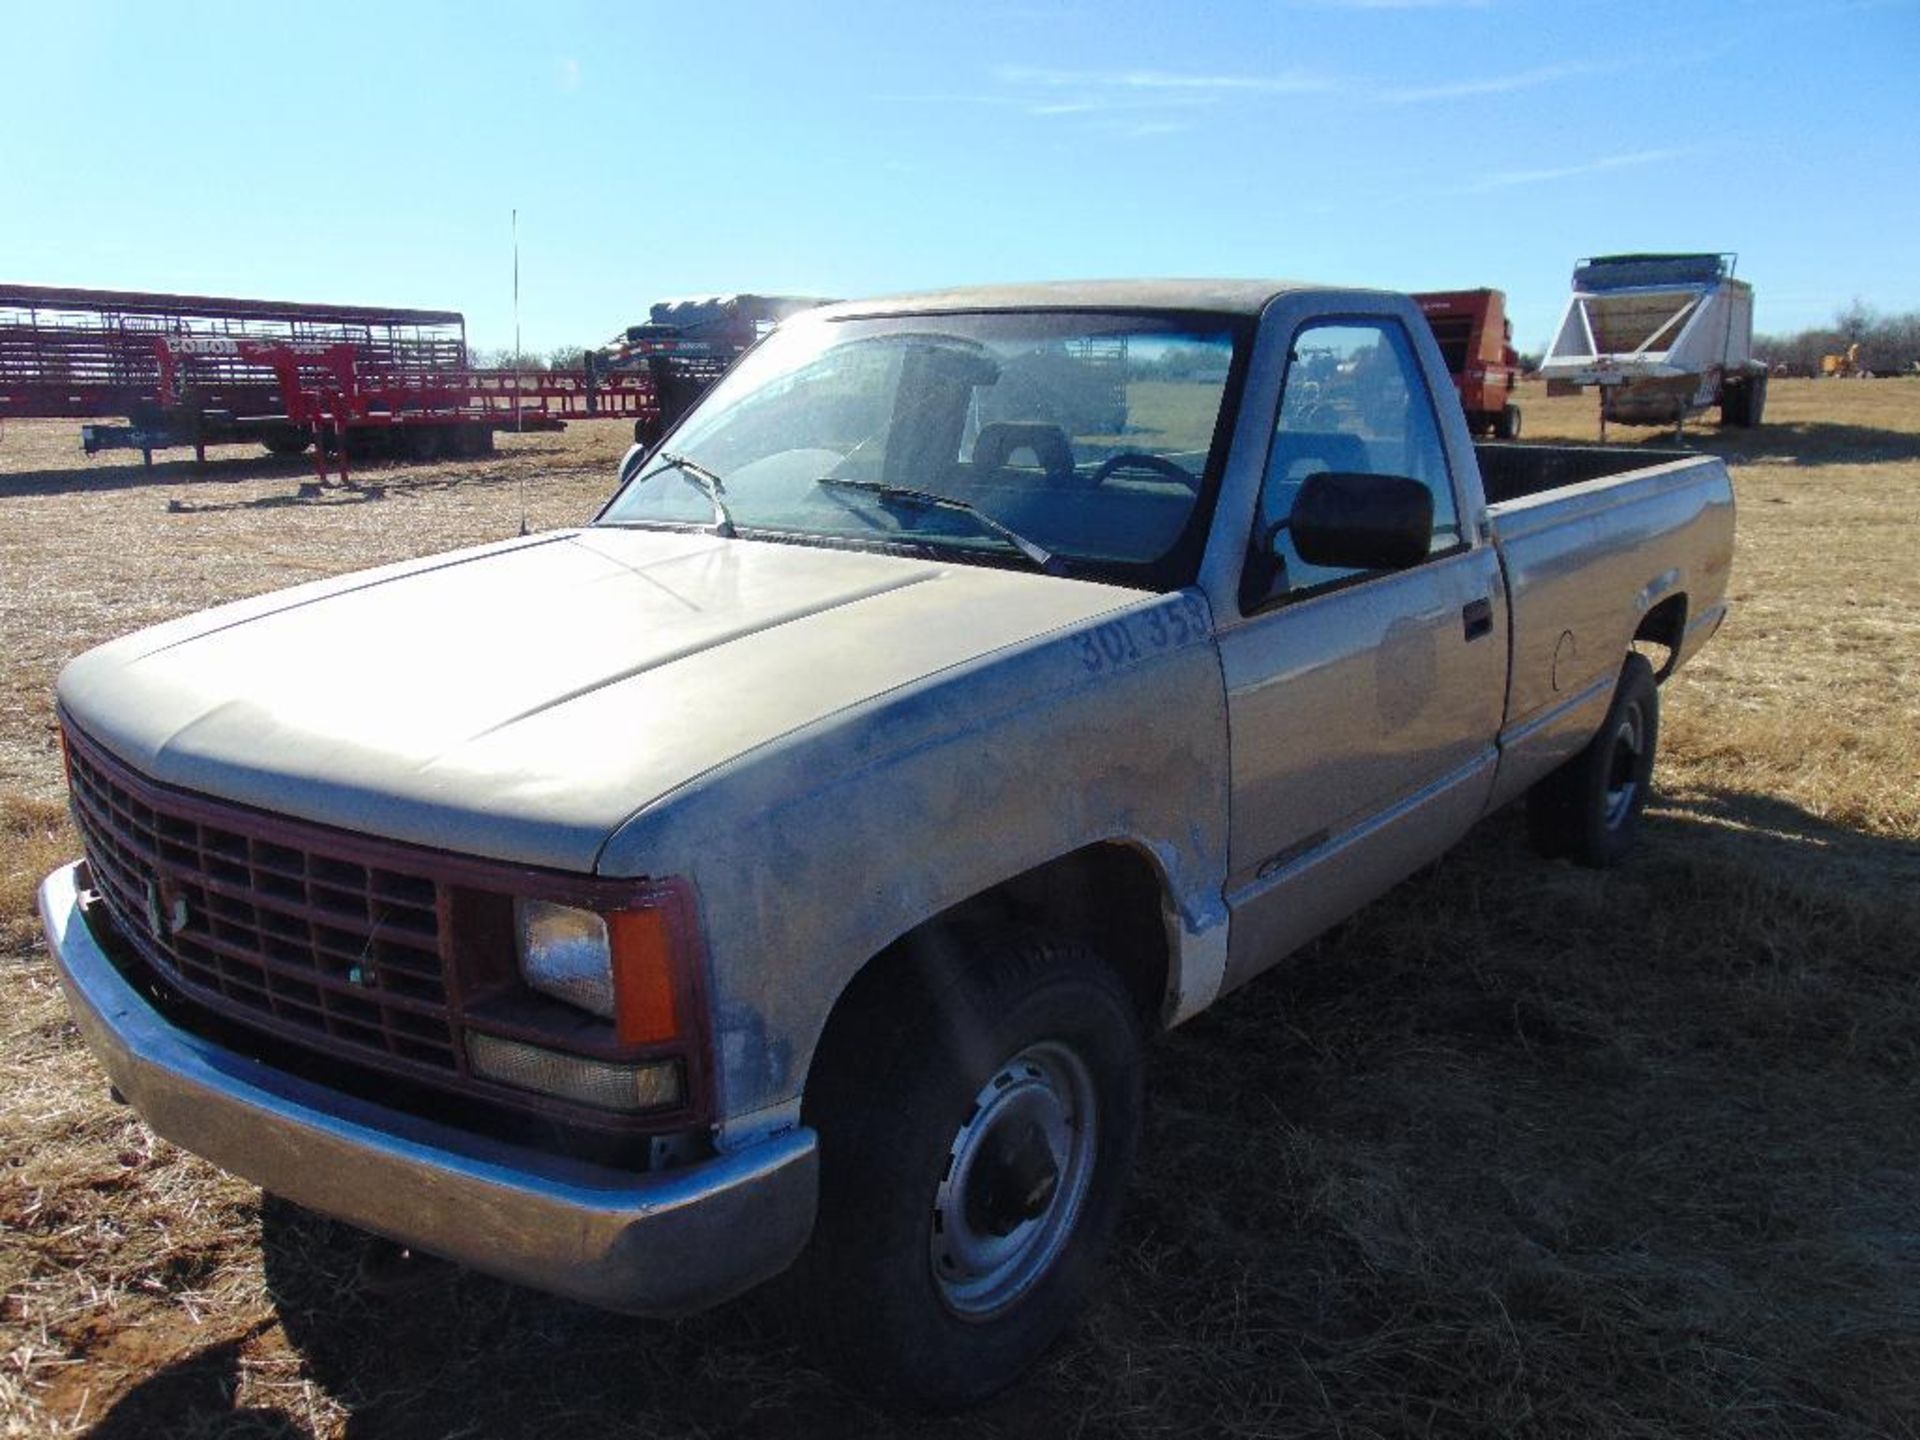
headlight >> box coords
[516,898,616,1018]
[514,897,683,1046]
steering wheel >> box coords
[1087,451,1199,491]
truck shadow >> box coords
[100,788,1911,1438]
[0,445,576,500]
[82,1338,307,1440]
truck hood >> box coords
[58,527,1137,872]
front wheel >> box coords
[1526,652,1660,867]
[795,933,1143,1407]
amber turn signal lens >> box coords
[608,907,680,1046]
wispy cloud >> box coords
[891,54,1617,129]
[995,65,1336,97]
[1292,0,1493,8]
[556,57,581,93]
[1469,147,1695,191]
[1379,60,1599,103]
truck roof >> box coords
[812,278,1358,321]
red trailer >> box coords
[1414,288,1522,439]
[0,284,657,478]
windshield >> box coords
[596,310,1249,589]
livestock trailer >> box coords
[1539,254,1766,434]
[1414,288,1522,438]
[0,284,656,476]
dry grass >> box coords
[3,384,1920,1436]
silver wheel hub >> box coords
[930,1040,1098,1320]
[1603,704,1646,829]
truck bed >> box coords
[1477,441,1737,808]
[1473,441,1694,505]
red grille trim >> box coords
[59,715,712,1134]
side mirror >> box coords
[1284,471,1433,571]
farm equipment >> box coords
[588,294,833,445]
[1539,254,1767,438]
[1821,343,1865,378]
[0,284,657,480]
[1414,288,1522,439]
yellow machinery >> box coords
[1821,343,1863,378]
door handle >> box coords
[1462,597,1494,641]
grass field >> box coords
[3,380,1919,1438]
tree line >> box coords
[467,344,601,373]
[1755,301,1920,377]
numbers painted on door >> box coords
[1070,595,1211,675]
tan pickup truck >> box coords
[40,280,1733,1405]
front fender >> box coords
[598,591,1232,1142]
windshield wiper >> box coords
[639,451,736,537]
[815,476,1057,572]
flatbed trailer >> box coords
[1414,288,1522,439]
[0,284,659,478]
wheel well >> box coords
[1633,594,1687,681]
[810,845,1174,1091]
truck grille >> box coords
[63,724,459,1074]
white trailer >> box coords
[1540,253,1766,436]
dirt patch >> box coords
[4,386,1920,1436]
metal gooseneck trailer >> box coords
[0,284,657,481]
[1539,253,1767,438]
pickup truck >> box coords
[38,280,1734,1406]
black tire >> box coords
[794,932,1143,1408]
[1719,377,1752,428]
[342,428,388,461]
[1494,403,1522,440]
[1526,652,1659,867]
[1745,372,1767,426]
[259,424,312,457]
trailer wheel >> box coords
[343,428,389,461]
[793,932,1143,1407]
[453,423,495,458]
[403,427,444,462]
[259,425,312,457]
[1525,652,1659,868]
[1493,404,1522,440]
[1719,377,1753,428]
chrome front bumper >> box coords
[37,860,818,1317]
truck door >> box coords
[1216,317,1505,992]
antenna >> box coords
[514,207,528,537]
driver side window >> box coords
[1241,319,1462,613]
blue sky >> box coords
[6,0,1916,354]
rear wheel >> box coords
[452,423,493,458]
[1526,652,1660,867]
[259,424,312,456]
[794,932,1143,1407]
[1720,376,1754,427]
[1493,403,1522,440]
